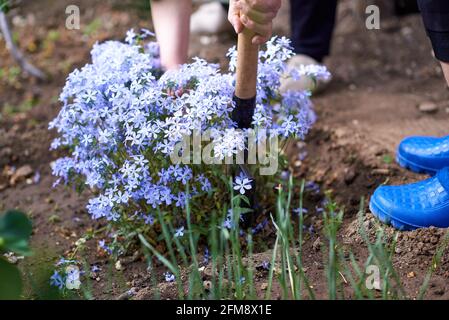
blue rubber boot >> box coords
[369,167,449,230]
[397,135,449,175]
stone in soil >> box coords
[9,165,34,185]
[418,101,438,114]
[344,168,357,185]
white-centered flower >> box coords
[65,265,81,290]
[233,175,253,195]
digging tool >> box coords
[231,28,260,226]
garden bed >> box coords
[1,0,449,300]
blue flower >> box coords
[293,207,309,216]
[164,272,175,282]
[222,209,242,230]
[56,258,77,266]
[125,28,136,44]
[233,173,252,195]
[174,226,184,238]
[196,174,212,192]
[98,239,112,254]
[65,266,81,290]
[261,261,270,271]
[305,181,320,194]
[50,271,64,289]
[140,28,155,38]
[33,171,41,184]
[308,225,315,234]
[82,89,97,103]
[298,151,308,161]
[316,207,324,214]
[142,213,155,225]
[91,265,101,273]
[203,247,210,265]
[222,218,233,230]
[127,288,137,297]
[251,219,268,235]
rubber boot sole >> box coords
[396,151,437,176]
[369,198,422,231]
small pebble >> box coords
[418,101,438,114]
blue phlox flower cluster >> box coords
[49,31,329,228]
[50,262,82,291]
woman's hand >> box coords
[228,0,282,45]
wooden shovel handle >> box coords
[235,29,259,99]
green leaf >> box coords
[382,154,393,165]
[0,0,10,13]
[0,210,32,255]
[0,257,22,300]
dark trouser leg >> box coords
[290,0,338,62]
[418,0,449,62]
[395,0,419,16]
[221,1,229,11]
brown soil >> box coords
[1,0,449,300]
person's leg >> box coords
[417,0,449,84]
[221,0,229,11]
[151,0,192,70]
[441,62,449,85]
[396,1,449,174]
[394,0,420,16]
[280,0,337,93]
[289,0,338,63]
[370,0,449,231]
[191,1,232,35]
